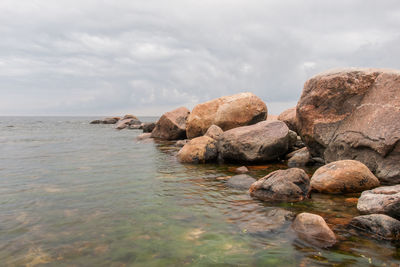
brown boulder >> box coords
[310,160,380,194]
[177,136,217,163]
[292,213,337,248]
[204,125,223,140]
[217,120,289,163]
[357,185,400,220]
[249,168,310,202]
[296,68,400,184]
[186,92,267,138]
[122,114,138,120]
[116,118,141,130]
[278,107,297,132]
[151,107,190,140]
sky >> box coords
[1,0,400,116]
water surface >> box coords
[0,117,399,266]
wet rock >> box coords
[204,125,223,140]
[235,166,249,174]
[186,92,267,138]
[278,107,298,132]
[349,214,400,240]
[310,160,380,194]
[151,107,190,140]
[287,147,310,167]
[357,185,400,220]
[249,168,310,202]
[177,136,217,163]
[218,120,290,163]
[292,212,337,248]
[296,68,400,184]
[142,122,156,133]
[226,174,256,190]
[175,139,189,147]
[90,120,102,124]
[136,133,152,141]
[239,209,295,234]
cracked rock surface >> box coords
[296,68,400,184]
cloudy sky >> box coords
[1,0,400,116]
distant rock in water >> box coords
[310,160,380,194]
[151,107,190,140]
[217,120,289,163]
[186,92,267,138]
[116,118,141,130]
[142,122,156,133]
[292,212,337,248]
[90,117,120,124]
[296,68,400,184]
[357,185,400,220]
[249,168,310,202]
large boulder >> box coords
[349,214,400,240]
[249,168,310,202]
[310,160,380,194]
[278,107,297,132]
[296,68,400,184]
[177,136,217,163]
[226,174,256,190]
[357,185,400,220]
[217,120,290,163]
[151,107,190,140]
[292,213,337,248]
[186,92,267,138]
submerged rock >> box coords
[310,160,380,194]
[142,122,156,133]
[239,209,295,235]
[186,92,267,138]
[292,212,337,248]
[177,136,217,163]
[278,107,298,132]
[357,185,400,220]
[151,107,190,140]
[349,214,400,240]
[226,174,256,190]
[249,168,310,202]
[296,68,400,184]
[217,120,290,163]
[204,125,223,140]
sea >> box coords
[0,116,399,266]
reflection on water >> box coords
[0,117,399,266]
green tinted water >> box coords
[0,117,398,266]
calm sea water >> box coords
[0,117,399,266]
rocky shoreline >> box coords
[91,68,400,247]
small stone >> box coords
[226,174,256,190]
[235,166,249,174]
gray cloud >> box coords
[1,0,400,116]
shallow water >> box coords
[0,117,399,266]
